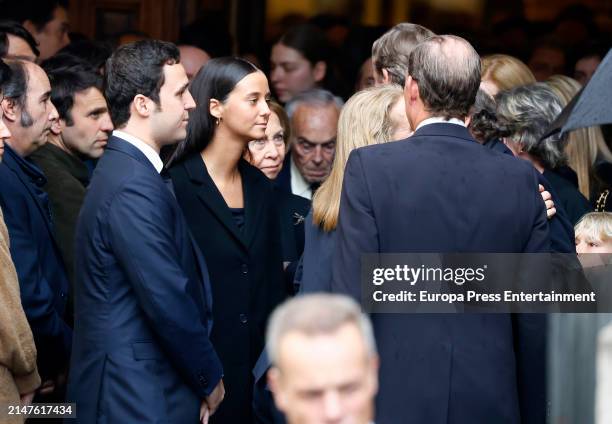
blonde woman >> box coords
[546,75,612,210]
[299,84,411,292]
[480,54,536,96]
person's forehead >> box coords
[233,71,268,93]
[277,326,368,383]
[161,63,188,88]
[25,63,51,94]
[272,44,306,63]
[293,104,338,132]
[6,35,35,57]
[73,86,107,107]
[52,5,69,24]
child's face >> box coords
[575,235,612,254]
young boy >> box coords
[575,212,612,254]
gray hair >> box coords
[408,35,481,120]
[372,23,435,87]
[266,294,377,366]
[1,60,33,127]
[285,88,343,118]
[495,83,567,169]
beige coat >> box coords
[0,208,40,423]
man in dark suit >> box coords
[30,62,113,289]
[0,59,71,391]
[332,35,550,423]
[67,40,224,423]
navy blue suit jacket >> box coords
[0,144,71,379]
[332,123,550,424]
[67,137,223,423]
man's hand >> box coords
[539,184,556,219]
[20,391,35,406]
[199,401,210,424]
[205,379,225,416]
[37,379,55,395]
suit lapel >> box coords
[183,154,247,248]
[4,152,57,239]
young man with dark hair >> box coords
[67,39,224,423]
[4,0,70,61]
[0,20,40,62]
[30,63,113,288]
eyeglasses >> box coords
[249,133,286,151]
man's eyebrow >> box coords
[87,106,108,116]
[175,82,189,95]
[40,90,51,101]
[297,136,335,145]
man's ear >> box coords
[312,61,327,83]
[132,94,154,118]
[50,118,63,136]
[209,98,223,120]
[1,98,19,123]
[405,76,420,104]
[381,68,391,84]
[267,367,287,413]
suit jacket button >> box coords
[59,291,66,298]
[239,313,248,324]
[241,263,248,274]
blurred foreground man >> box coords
[267,294,379,424]
[67,40,224,423]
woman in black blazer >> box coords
[167,57,287,424]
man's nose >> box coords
[48,103,59,121]
[312,145,324,165]
[270,67,282,83]
[321,391,343,422]
[0,119,12,140]
[263,141,278,159]
[100,113,114,133]
[185,90,196,110]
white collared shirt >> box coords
[113,130,164,174]
[415,116,467,132]
[290,156,312,200]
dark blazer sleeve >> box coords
[331,150,379,301]
[513,166,550,423]
[106,178,223,398]
[522,167,552,253]
[0,189,72,364]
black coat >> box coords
[168,154,287,424]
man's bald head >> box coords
[407,35,480,120]
[178,45,210,81]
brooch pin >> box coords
[293,212,305,225]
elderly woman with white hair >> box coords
[494,83,592,224]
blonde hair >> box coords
[546,75,612,199]
[311,85,404,232]
[481,54,535,92]
[575,212,612,244]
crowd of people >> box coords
[1,0,612,423]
